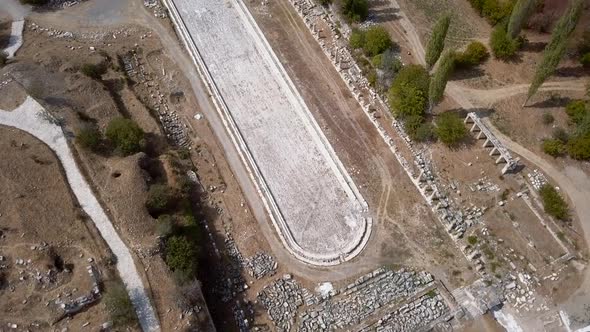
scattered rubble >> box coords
[527,169,548,191]
[144,0,169,18]
[257,275,305,332]
[245,252,277,279]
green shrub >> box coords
[581,53,590,68]
[541,112,554,125]
[341,0,369,22]
[455,41,489,68]
[490,24,520,59]
[363,26,393,57]
[542,139,565,157]
[76,126,102,151]
[435,112,467,147]
[567,134,590,160]
[482,0,514,25]
[146,184,176,215]
[467,235,478,245]
[349,29,366,49]
[539,184,569,220]
[80,63,107,80]
[165,235,198,275]
[388,65,430,118]
[414,122,436,142]
[104,282,137,328]
[105,117,144,155]
[565,100,588,124]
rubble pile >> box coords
[46,0,86,9]
[364,293,450,332]
[469,177,500,192]
[214,234,247,302]
[245,252,277,279]
[144,0,169,18]
[527,169,548,191]
[297,268,434,331]
[60,265,101,316]
[257,274,305,332]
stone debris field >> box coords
[167,0,371,265]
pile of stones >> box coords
[245,252,277,279]
[257,274,305,332]
[297,268,434,331]
[365,293,450,332]
[143,0,168,18]
[469,177,500,192]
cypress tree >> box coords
[425,14,451,68]
[507,0,537,39]
[526,0,584,104]
[429,50,456,109]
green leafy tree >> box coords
[455,41,489,68]
[542,139,565,157]
[341,0,369,22]
[363,26,393,57]
[507,0,537,38]
[539,184,569,220]
[349,29,366,49]
[429,50,456,108]
[425,14,451,68]
[388,65,430,118]
[146,184,176,215]
[490,24,520,59]
[435,112,467,147]
[527,0,584,103]
[104,282,137,328]
[165,235,198,275]
[105,117,144,155]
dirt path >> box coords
[0,97,160,332]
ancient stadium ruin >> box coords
[164,0,372,265]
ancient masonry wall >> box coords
[162,0,372,266]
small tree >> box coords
[106,117,144,155]
[388,65,430,118]
[490,24,520,59]
[425,14,451,68]
[507,0,537,39]
[526,0,584,103]
[165,235,198,275]
[435,112,467,147]
[363,26,393,57]
[76,126,102,151]
[455,41,489,68]
[349,29,366,49]
[103,281,137,328]
[539,184,569,220]
[542,139,565,157]
[429,50,456,109]
[341,0,369,22]
[146,184,176,215]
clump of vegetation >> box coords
[425,14,451,68]
[567,134,590,160]
[349,26,393,57]
[76,125,102,151]
[105,117,144,155]
[455,41,489,68]
[103,281,137,328]
[429,50,456,109]
[578,30,590,67]
[340,0,368,23]
[145,184,177,215]
[539,184,569,221]
[404,115,436,142]
[156,214,176,238]
[467,0,515,25]
[165,235,199,276]
[435,112,467,147]
[80,62,107,80]
[0,52,7,68]
[542,139,565,157]
[467,235,478,245]
[565,100,588,124]
[388,65,430,119]
[541,112,554,125]
[507,0,537,39]
[490,24,521,60]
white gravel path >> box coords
[0,97,160,332]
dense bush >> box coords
[455,41,489,68]
[146,184,177,215]
[425,14,451,68]
[104,282,137,328]
[76,126,102,151]
[341,0,369,22]
[374,49,402,89]
[80,63,107,80]
[435,112,467,147]
[106,117,144,155]
[567,134,590,160]
[542,139,565,157]
[565,100,588,124]
[468,0,514,24]
[388,65,430,118]
[165,235,198,275]
[539,184,569,220]
[349,29,365,49]
[490,24,520,59]
[363,26,393,56]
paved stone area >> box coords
[166,0,371,265]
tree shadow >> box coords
[554,65,590,78]
[521,41,547,53]
[450,67,486,81]
[528,95,572,109]
[369,7,401,23]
